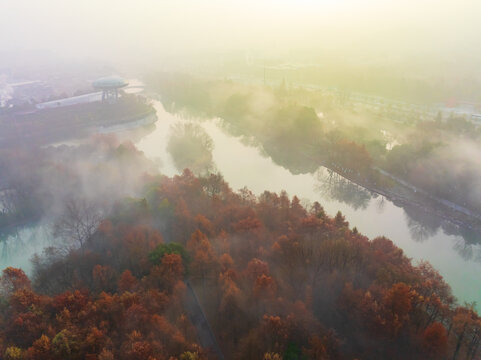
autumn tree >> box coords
[26,335,52,360]
[0,267,31,296]
[421,322,448,359]
[118,270,138,293]
[187,230,218,288]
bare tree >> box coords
[52,198,103,249]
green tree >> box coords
[149,242,190,268]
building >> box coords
[35,76,129,109]
[92,76,129,104]
[471,114,481,127]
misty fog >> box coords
[1,1,481,359]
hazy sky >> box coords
[1,0,480,67]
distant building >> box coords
[35,76,129,110]
[92,76,128,104]
[36,92,102,110]
[441,98,481,126]
[471,114,481,127]
[5,80,52,106]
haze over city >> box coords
[2,0,481,68]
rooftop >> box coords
[92,76,128,89]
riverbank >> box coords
[0,94,156,148]
[324,162,481,236]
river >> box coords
[1,99,480,308]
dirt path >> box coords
[184,280,225,360]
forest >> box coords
[0,136,479,359]
[0,135,157,239]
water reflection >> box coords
[315,168,374,210]
[452,238,481,262]
[374,195,387,213]
[403,206,441,242]
[400,203,481,262]
[443,224,481,246]
[167,122,216,175]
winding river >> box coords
[2,98,480,308]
